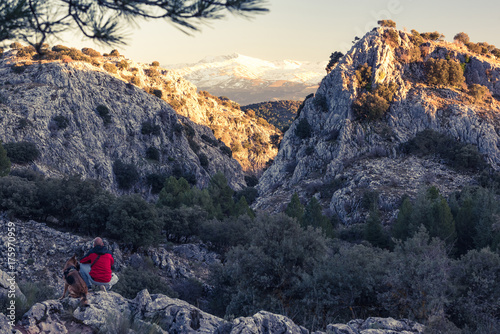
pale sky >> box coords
[61,0,500,65]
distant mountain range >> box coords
[167,53,327,104]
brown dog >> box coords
[59,255,88,306]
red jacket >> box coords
[80,246,114,283]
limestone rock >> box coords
[256,27,500,224]
[230,311,308,334]
[0,52,246,192]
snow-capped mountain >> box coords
[167,53,327,104]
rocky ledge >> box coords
[1,289,424,334]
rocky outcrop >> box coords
[256,27,500,223]
[327,317,425,334]
[5,289,424,334]
[0,219,219,295]
[0,51,246,192]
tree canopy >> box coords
[0,0,269,53]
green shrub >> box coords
[145,146,160,161]
[383,29,399,47]
[51,115,69,130]
[145,68,160,77]
[117,59,129,70]
[103,63,117,73]
[113,159,139,190]
[152,89,162,98]
[81,47,101,57]
[141,121,161,136]
[151,61,160,67]
[96,104,112,125]
[220,144,232,157]
[198,153,209,167]
[109,49,120,57]
[313,93,328,111]
[426,58,465,88]
[144,173,166,195]
[410,29,424,46]
[52,45,70,52]
[468,84,490,103]
[113,263,177,299]
[0,176,40,219]
[453,32,470,45]
[4,142,40,164]
[402,129,486,171]
[130,76,141,86]
[235,187,258,205]
[352,82,397,121]
[421,31,445,41]
[377,19,396,28]
[0,143,10,176]
[11,64,26,74]
[106,194,161,248]
[355,63,372,90]
[295,118,312,139]
[325,51,344,73]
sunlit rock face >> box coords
[0,52,248,192]
[255,27,500,224]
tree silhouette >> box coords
[0,0,269,53]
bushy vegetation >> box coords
[141,121,161,136]
[295,118,312,139]
[1,163,499,331]
[378,19,396,28]
[468,83,491,103]
[325,51,344,73]
[420,31,445,41]
[103,62,118,73]
[426,58,465,88]
[0,143,11,176]
[241,100,300,131]
[402,129,486,171]
[145,146,160,161]
[4,142,40,164]
[81,47,101,57]
[96,104,112,125]
[51,115,70,130]
[113,159,140,190]
[352,82,397,121]
[113,261,177,299]
[453,31,500,58]
[355,63,372,90]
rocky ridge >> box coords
[255,27,500,223]
[0,288,425,334]
[0,51,246,192]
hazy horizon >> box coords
[57,0,500,66]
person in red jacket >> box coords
[79,237,117,291]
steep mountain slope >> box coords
[0,51,246,191]
[168,53,326,104]
[242,100,302,131]
[255,27,500,224]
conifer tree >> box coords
[208,172,235,219]
[285,192,304,221]
[364,209,390,249]
[158,176,190,208]
[233,196,255,218]
[392,196,414,240]
[0,0,269,54]
[302,197,332,237]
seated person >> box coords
[79,237,118,291]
